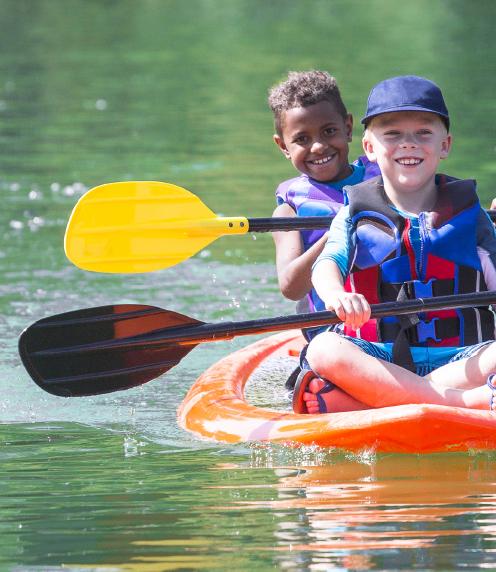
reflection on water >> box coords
[1,0,496,569]
[3,424,496,571]
[224,449,496,570]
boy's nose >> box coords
[310,140,326,153]
[400,133,418,147]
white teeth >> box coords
[312,156,332,165]
[397,158,421,165]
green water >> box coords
[2,0,496,569]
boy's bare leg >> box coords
[426,342,496,389]
[304,332,494,412]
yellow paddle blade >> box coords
[64,181,249,273]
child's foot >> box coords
[303,378,333,414]
[302,378,371,414]
[292,370,334,414]
[293,370,370,414]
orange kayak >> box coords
[177,330,496,453]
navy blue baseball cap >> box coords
[361,75,450,129]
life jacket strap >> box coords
[381,278,455,301]
[380,316,460,344]
[391,284,418,372]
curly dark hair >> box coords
[268,70,348,136]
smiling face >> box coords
[362,111,452,200]
[274,100,353,183]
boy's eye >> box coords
[293,135,309,144]
[384,130,400,137]
[324,127,337,136]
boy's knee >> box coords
[306,332,347,370]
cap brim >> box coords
[361,105,450,124]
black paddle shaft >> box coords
[247,216,332,231]
[248,211,496,232]
[109,290,496,346]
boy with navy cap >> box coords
[292,75,496,415]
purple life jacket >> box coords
[275,156,380,314]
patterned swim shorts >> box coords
[302,333,494,377]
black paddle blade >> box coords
[19,305,203,397]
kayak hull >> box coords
[177,331,496,453]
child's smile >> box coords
[396,157,422,166]
[310,155,333,165]
[274,100,353,183]
[306,150,340,175]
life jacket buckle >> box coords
[417,317,441,342]
[413,279,435,299]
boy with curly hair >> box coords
[269,71,379,324]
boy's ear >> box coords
[440,133,452,160]
[273,134,291,159]
[362,132,377,162]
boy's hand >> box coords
[324,291,371,330]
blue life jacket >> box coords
[343,175,494,353]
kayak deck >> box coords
[177,330,496,453]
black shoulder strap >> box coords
[345,175,404,229]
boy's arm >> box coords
[272,203,328,300]
[312,209,370,330]
[312,258,370,331]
